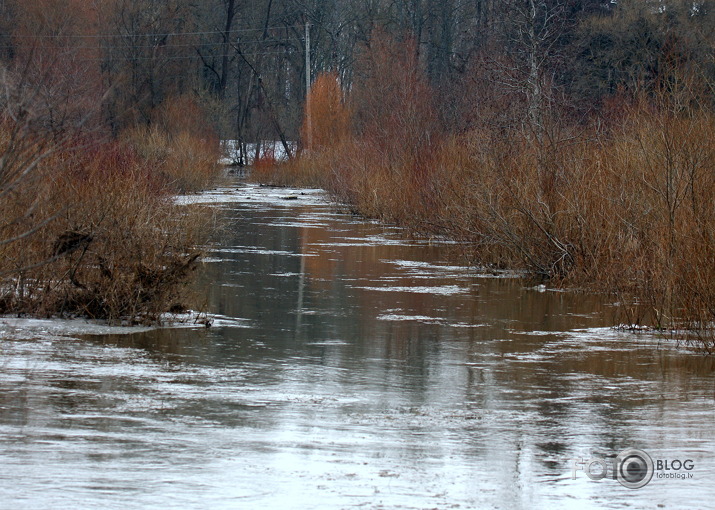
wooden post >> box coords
[305,21,312,150]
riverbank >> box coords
[253,77,715,353]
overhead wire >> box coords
[7,24,305,40]
[0,37,301,51]
[76,49,303,62]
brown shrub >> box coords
[122,124,221,193]
[266,32,442,226]
[0,129,213,323]
[118,94,222,194]
[597,108,715,346]
[250,151,280,183]
[301,72,351,152]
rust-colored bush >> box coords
[271,32,442,225]
[250,151,279,182]
[0,125,213,323]
[300,72,351,152]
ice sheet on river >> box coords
[0,313,250,342]
[175,183,328,207]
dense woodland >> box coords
[1,0,715,348]
[2,1,714,152]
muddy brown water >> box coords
[1,182,713,509]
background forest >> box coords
[4,1,713,155]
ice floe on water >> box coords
[381,258,522,279]
[0,312,250,342]
[376,313,444,324]
[503,326,696,357]
[383,259,472,272]
[213,246,318,257]
[376,309,487,328]
[175,182,329,207]
[0,317,154,341]
[353,284,469,295]
[160,311,252,330]
[199,256,226,263]
[304,339,351,346]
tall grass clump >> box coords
[122,95,222,193]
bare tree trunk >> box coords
[219,0,236,98]
[526,0,544,142]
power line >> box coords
[0,37,301,51]
[7,25,304,40]
[22,49,302,63]
[108,49,299,61]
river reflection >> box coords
[0,182,713,509]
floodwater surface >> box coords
[1,182,714,509]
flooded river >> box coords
[1,182,713,509]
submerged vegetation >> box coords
[0,105,221,323]
[258,28,715,352]
[0,129,218,323]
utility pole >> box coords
[305,21,312,150]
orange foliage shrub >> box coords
[282,33,442,223]
[250,151,279,182]
[300,72,351,152]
